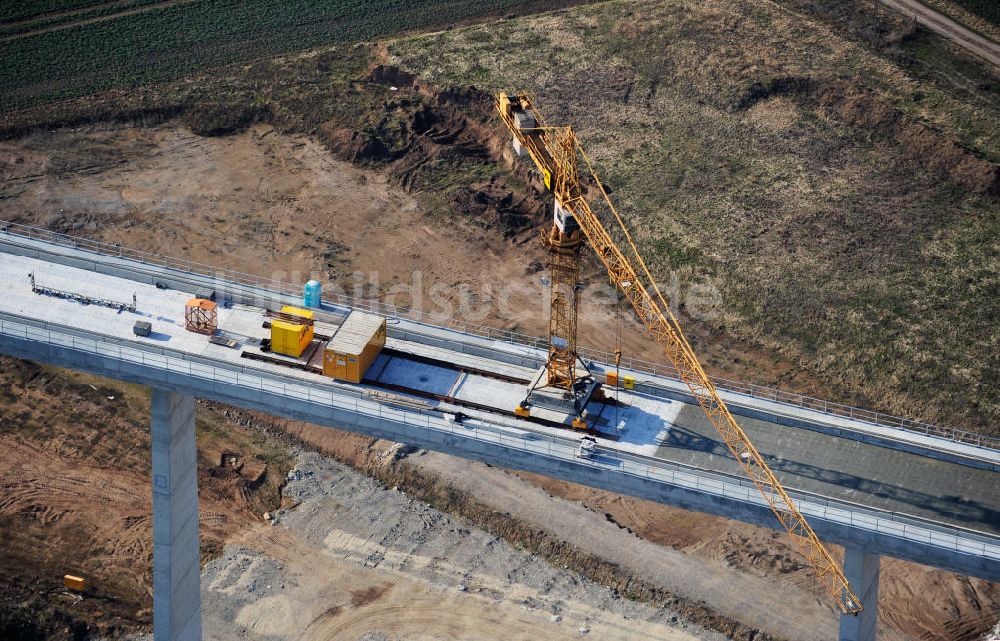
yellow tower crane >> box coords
[499,93,591,428]
[496,92,862,615]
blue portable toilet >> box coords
[304,280,322,308]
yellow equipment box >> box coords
[623,374,636,390]
[271,306,314,358]
[63,575,85,592]
[323,311,386,383]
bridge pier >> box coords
[840,547,880,641]
[151,389,202,641]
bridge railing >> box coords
[2,312,998,565]
[1,218,997,453]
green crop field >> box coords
[0,1,162,38]
[0,0,574,111]
[952,0,1000,26]
[0,1,109,23]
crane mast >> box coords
[499,94,593,427]
[496,92,863,615]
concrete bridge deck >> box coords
[0,229,997,570]
[0,225,997,641]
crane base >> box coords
[521,365,600,422]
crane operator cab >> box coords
[554,199,580,234]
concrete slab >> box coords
[600,394,679,455]
[385,335,534,381]
[373,354,459,395]
[451,373,525,409]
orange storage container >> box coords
[323,311,386,383]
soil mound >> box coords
[735,75,1000,195]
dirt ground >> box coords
[1,119,997,639]
[0,361,291,640]
[280,414,1000,641]
[0,0,997,638]
[194,450,727,641]
[0,120,842,398]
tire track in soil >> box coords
[879,0,1000,67]
[0,0,198,43]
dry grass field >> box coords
[387,0,1000,434]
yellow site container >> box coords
[271,306,314,358]
[623,374,636,390]
[64,575,85,592]
[282,305,312,317]
[323,311,386,383]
